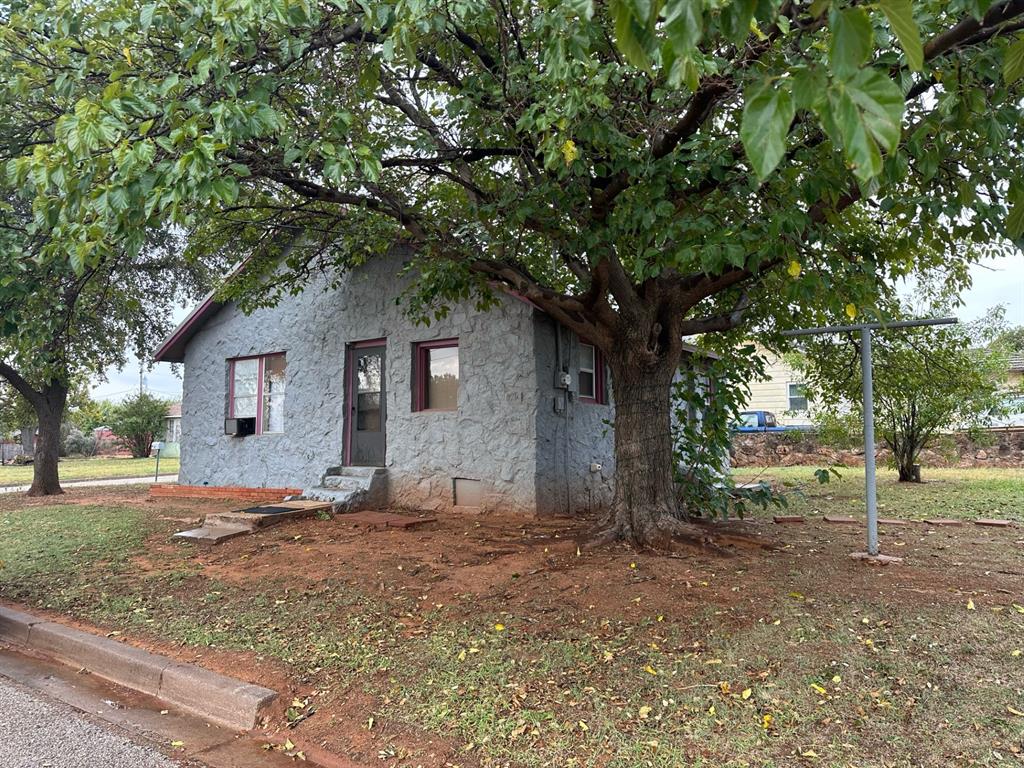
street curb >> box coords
[0,606,276,730]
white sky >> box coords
[89,254,1024,403]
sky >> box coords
[89,254,1024,403]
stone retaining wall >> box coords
[732,429,1024,468]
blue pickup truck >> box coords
[733,410,789,432]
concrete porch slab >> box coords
[173,525,251,545]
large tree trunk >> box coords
[27,382,67,497]
[599,346,712,550]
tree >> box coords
[108,392,170,459]
[796,305,1008,482]
[995,326,1024,353]
[2,1,1022,542]
[0,183,211,493]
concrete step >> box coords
[323,465,386,479]
[204,501,329,530]
[321,475,372,492]
[302,486,364,512]
[173,525,251,545]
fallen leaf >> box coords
[578,720,589,731]
[643,665,658,675]
[741,688,752,700]
[639,705,652,719]
[967,599,976,611]
[494,623,505,632]
[810,683,827,696]
[170,740,184,748]
[1008,705,1024,717]
[831,675,842,684]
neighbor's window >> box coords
[229,353,286,434]
[415,339,459,411]
[579,342,606,404]
[788,382,808,412]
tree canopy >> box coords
[1,0,1022,538]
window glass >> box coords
[425,345,459,410]
[262,354,287,433]
[231,358,259,418]
[788,383,808,411]
[579,344,596,398]
[356,352,383,431]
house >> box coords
[155,248,645,516]
[161,403,182,458]
[740,344,813,427]
[1008,353,1024,390]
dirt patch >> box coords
[3,484,1023,767]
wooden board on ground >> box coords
[337,511,437,529]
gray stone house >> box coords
[155,249,623,516]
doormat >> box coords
[238,506,295,515]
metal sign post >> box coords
[780,317,957,562]
[151,441,164,483]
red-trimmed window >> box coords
[414,339,459,411]
[228,353,286,434]
[579,343,607,404]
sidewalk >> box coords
[0,475,178,495]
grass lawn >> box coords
[733,465,1024,522]
[0,473,1022,767]
[0,456,179,487]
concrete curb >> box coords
[0,606,276,730]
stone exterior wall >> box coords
[180,252,544,514]
[732,429,1024,468]
[533,315,615,516]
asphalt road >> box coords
[0,674,180,768]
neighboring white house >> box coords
[162,402,182,458]
[741,344,813,427]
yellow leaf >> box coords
[845,303,857,320]
[494,623,505,631]
[578,720,589,731]
[831,675,842,684]
[708,704,716,716]
[367,716,375,729]
[123,47,133,65]
[629,562,637,569]
[705,658,722,665]
[603,650,614,662]
[1013,604,1024,614]
[1012,649,1021,657]
[576,546,581,557]
[741,688,752,700]
[638,705,652,719]
[788,260,801,278]
[719,681,731,694]
[772,619,781,626]
[458,649,466,661]
[802,749,819,757]
[762,713,774,730]
[810,683,827,696]
[284,739,295,751]
[656,614,664,622]
[561,139,578,166]
[643,665,658,675]
[170,741,184,748]
[967,599,975,611]
[1008,705,1024,717]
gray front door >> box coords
[349,345,386,466]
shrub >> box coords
[108,393,170,459]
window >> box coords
[578,342,607,404]
[788,382,808,412]
[414,339,459,411]
[229,353,286,434]
[165,418,181,443]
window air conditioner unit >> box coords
[224,417,256,437]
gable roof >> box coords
[152,290,224,363]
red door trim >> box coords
[343,339,387,465]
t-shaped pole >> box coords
[780,316,957,561]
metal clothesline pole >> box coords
[779,316,958,562]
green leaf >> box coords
[846,68,904,153]
[663,0,703,56]
[878,0,923,72]
[1004,35,1024,84]
[828,86,880,181]
[720,0,757,45]
[140,4,156,33]
[611,0,651,69]
[1008,186,1024,239]
[740,78,795,180]
[829,7,873,80]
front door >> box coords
[347,344,386,466]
